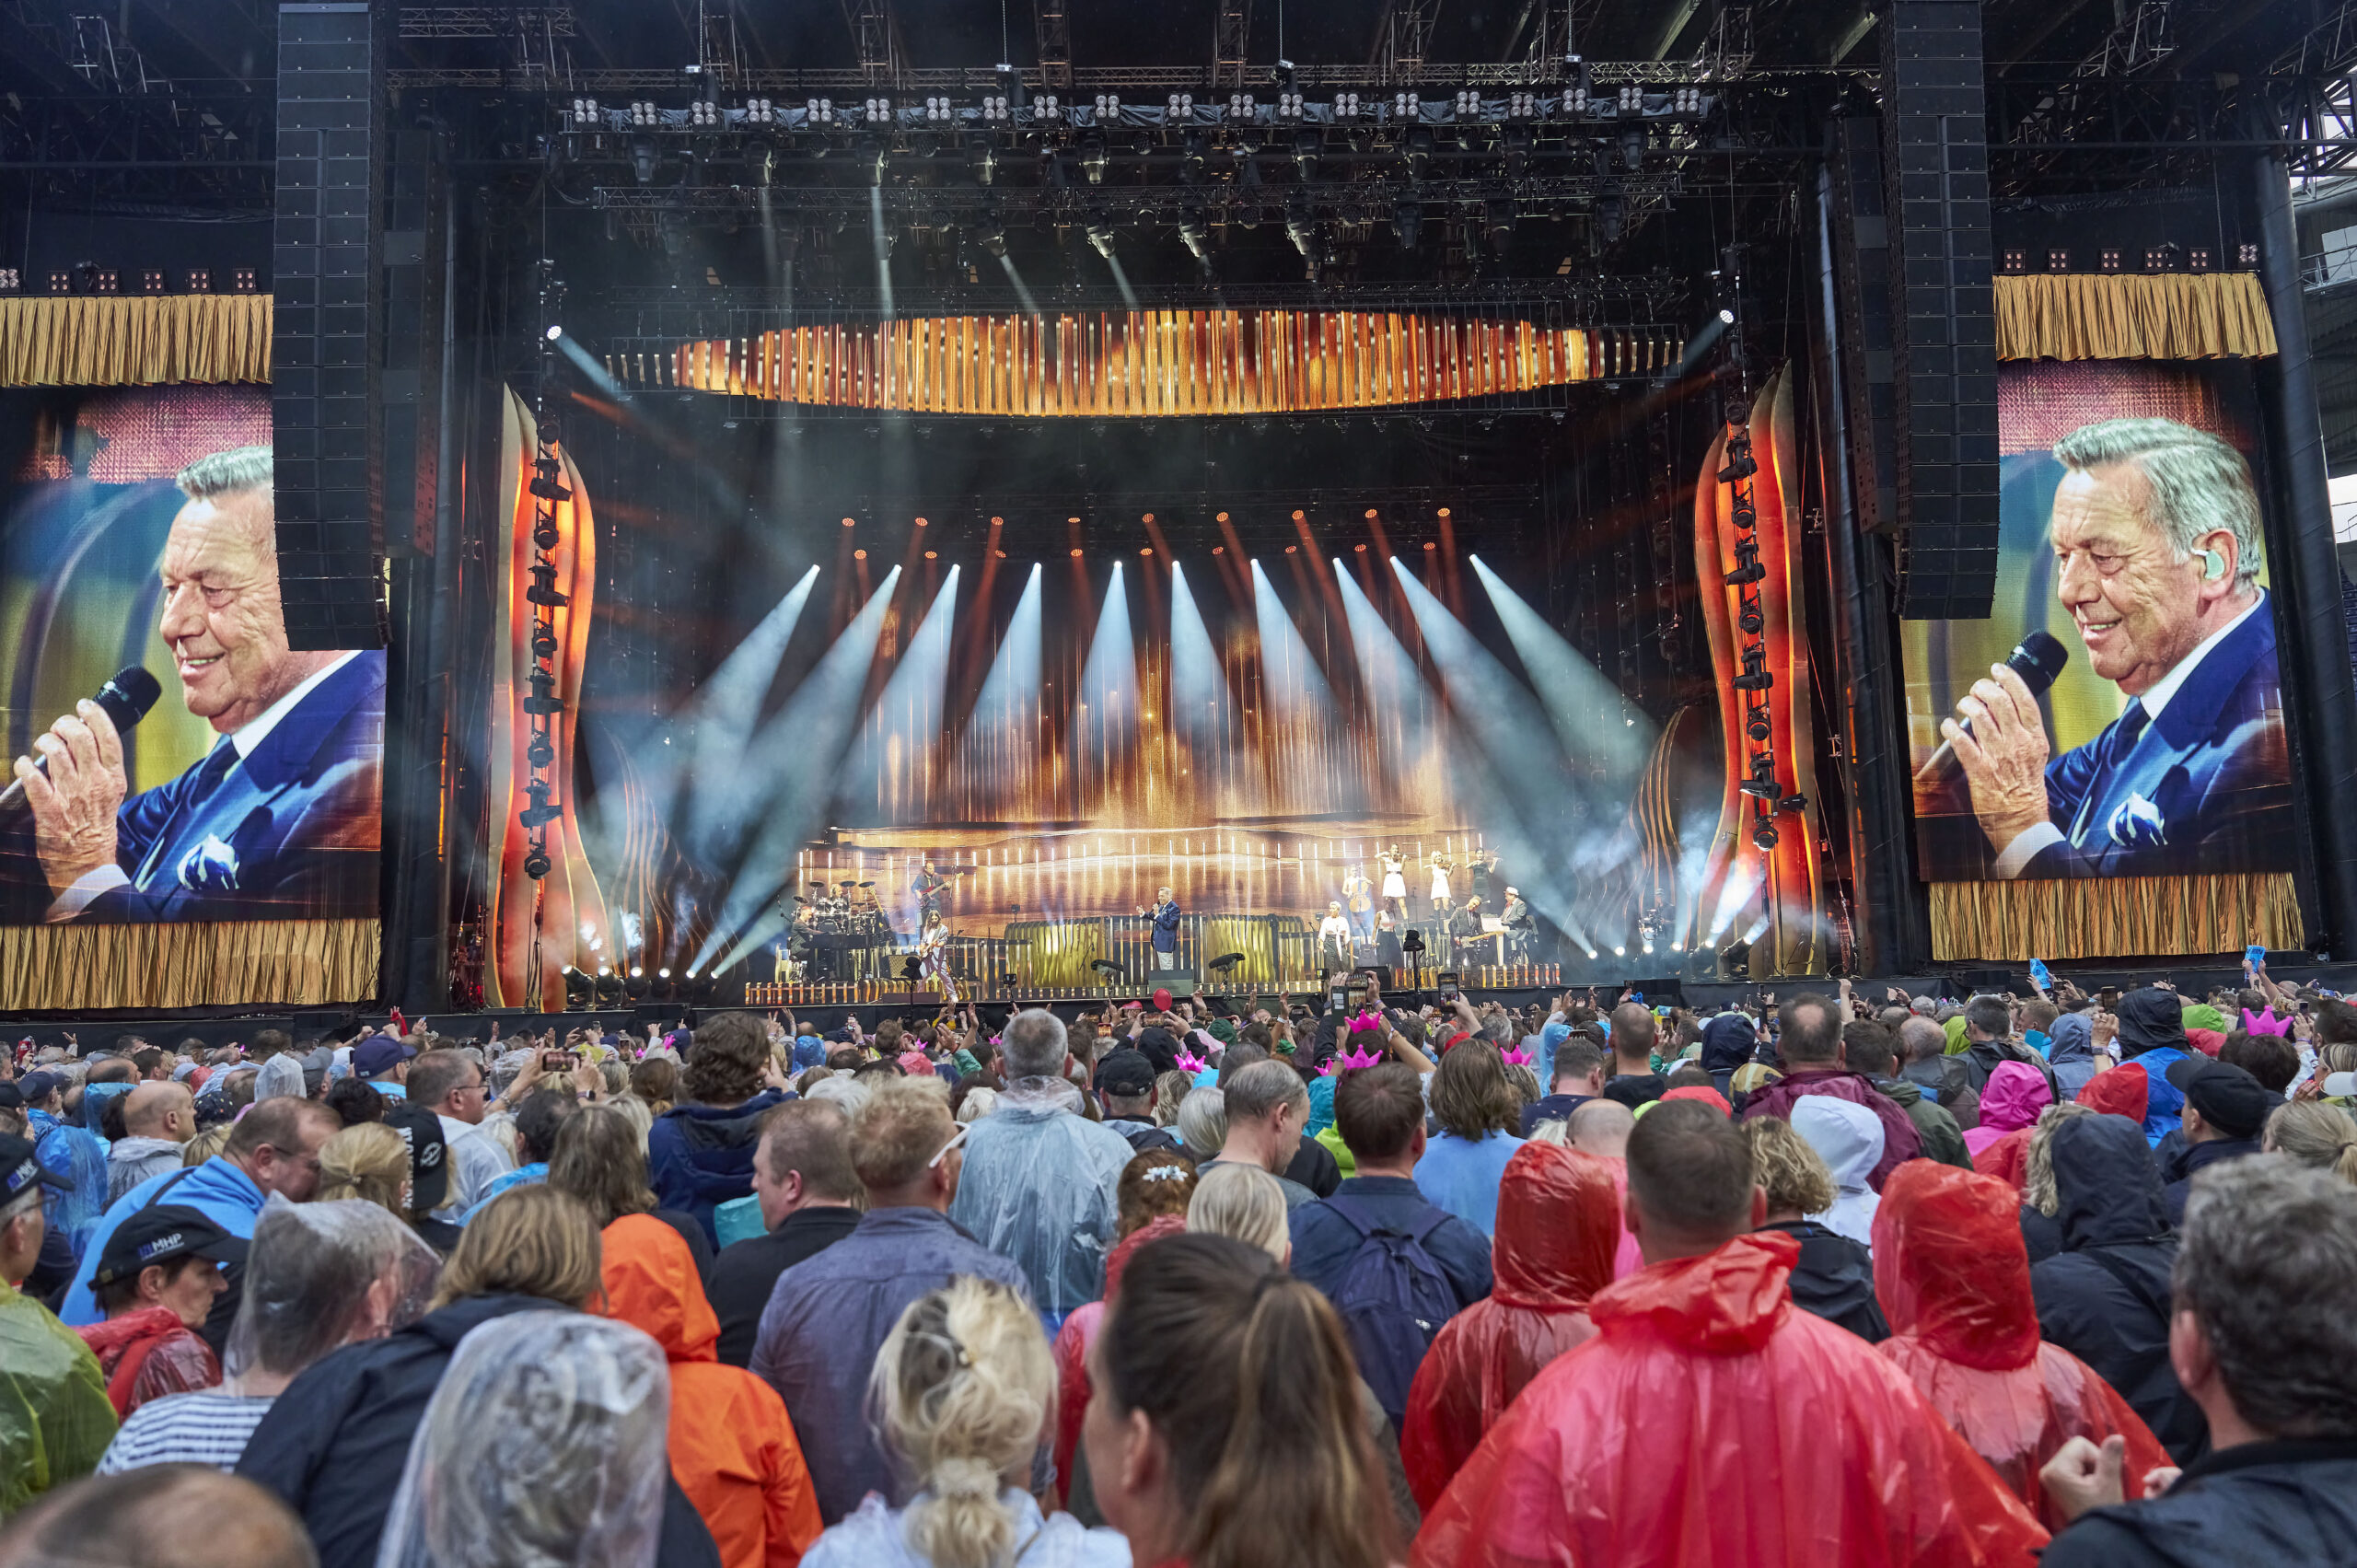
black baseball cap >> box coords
[90,1203,243,1290]
[382,1099,449,1212]
[2165,1056,2276,1142]
[1096,1049,1157,1099]
[0,1132,70,1205]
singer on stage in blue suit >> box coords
[1136,885,1181,970]
[1940,418,2290,880]
[7,447,383,923]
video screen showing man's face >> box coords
[157,457,320,733]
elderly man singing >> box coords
[1940,418,2288,879]
[8,447,384,922]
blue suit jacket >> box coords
[1149,900,1181,951]
[78,651,385,922]
[2028,607,2290,878]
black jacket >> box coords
[2029,1116,2209,1465]
[2019,1202,2066,1266]
[238,1292,721,1568]
[2162,1138,2264,1227]
[2042,1437,2357,1568]
[707,1205,864,1368]
[1284,1132,1342,1198]
[1758,1220,1889,1343]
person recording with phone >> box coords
[1932,419,2287,880]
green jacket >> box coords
[1872,1076,1974,1171]
[0,1283,117,1516]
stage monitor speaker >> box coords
[1880,0,1999,621]
[273,1,389,649]
[1148,970,1200,993]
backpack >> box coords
[1320,1193,1461,1430]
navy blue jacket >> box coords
[1147,900,1181,952]
[80,650,384,921]
[2043,1437,2357,1568]
[647,1090,791,1246]
[1288,1174,1493,1315]
[2028,603,2289,878]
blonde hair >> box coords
[853,1076,957,1191]
[872,1277,1052,1568]
[1527,1118,1571,1146]
[605,1094,656,1148]
[316,1122,411,1214]
[1151,1070,1190,1128]
[955,1087,999,1124]
[2265,1101,2357,1186]
[182,1124,233,1166]
[1186,1163,1289,1261]
[1742,1116,1835,1217]
[2025,1101,2098,1215]
[428,1186,602,1312]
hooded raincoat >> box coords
[1410,1230,2049,1567]
[1742,1068,1922,1191]
[0,1283,117,1514]
[2044,1014,2101,1101]
[2026,1115,2206,1465]
[1700,1016,1757,1107]
[2076,1063,2150,1123]
[1399,1144,1618,1512]
[2111,990,2191,1142]
[946,1080,1136,1320]
[601,1215,823,1568]
[1872,1163,2168,1530]
[1964,1063,2052,1160]
[1793,1097,1884,1250]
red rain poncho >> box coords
[2077,1063,2150,1122]
[1411,1231,2048,1568]
[1871,1162,2167,1531]
[1399,1144,1619,1512]
[1050,1214,1185,1503]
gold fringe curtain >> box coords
[1993,273,2277,362]
[0,918,378,1010]
[0,295,273,387]
[1929,874,2301,961]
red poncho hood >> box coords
[1873,1162,2039,1371]
[1588,1230,1797,1355]
[1492,1143,1619,1309]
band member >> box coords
[1341,863,1376,943]
[1374,908,1404,970]
[1318,900,1353,973]
[1448,895,1486,969]
[1136,886,1181,970]
[1467,849,1500,906]
[1427,854,1455,923]
[919,915,958,1002]
[911,861,951,921]
[1378,845,1408,917]
[1499,886,1536,965]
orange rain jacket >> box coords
[1399,1143,1618,1513]
[1873,1161,2169,1531]
[601,1214,824,1568]
[1411,1230,2048,1568]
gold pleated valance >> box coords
[0,294,273,387]
[1929,873,2302,961]
[1994,273,2277,363]
[0,918,378,1011]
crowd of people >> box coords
[3,965,2356,1567]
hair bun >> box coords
[930,1455,1001,1500]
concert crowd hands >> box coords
[6,964,2357,1568]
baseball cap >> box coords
[90,1203,243,1291]
[17,1070,64,1106]
[0,1132,71,1202]
[354,1035,418,1077]
[2165,1057,2275,1142]
[1096,1049,1157,1098]
[382,1099,449,1212]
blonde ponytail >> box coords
[872,1278,1051,1568]
[2266,1100,2357,1187]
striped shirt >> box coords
[96,1391,273,1474]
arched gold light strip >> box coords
[621,309,1664,416]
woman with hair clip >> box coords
[1084,1230,1399,1568]
[802,1276,1126,1568]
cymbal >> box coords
[792,896,810,905]
[855,880,875,888]
[838,878,859,886]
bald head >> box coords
[1568,1097,1634,1158]
[1898,1016,1948,1065]
[122,1082,196,1144]
[0,1466,315,1568]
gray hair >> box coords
[2053,417,2264,587]
[1175,1086,1228,1162]
[2177,1155,2357,1437]
[1223,1058,1309,1123]
[1186,1162,1288,1261]
[177,446,274,501]
[1897,1016,1948,1064]
[1001,1008,1069,1081]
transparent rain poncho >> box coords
[374,1311,670,1568]
[225,1197,444,1384]
[946,1080,1137,1318]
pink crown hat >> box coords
[1500,1045,1533,1066]
[2242,1007,2293,1038]
[1321,1042,1385,1075]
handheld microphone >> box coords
[1913,631,2069,789]
[0,668,165,818]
